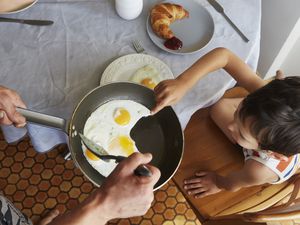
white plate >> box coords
[0,0,38,14]
[100,54,174,86]
[146,0,214,55]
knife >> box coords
[79,133,152,177]
[0,17,54,26]
[207,0,249,42]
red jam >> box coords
[164,37,183,50]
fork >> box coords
[132,40,146,54]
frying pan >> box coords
[17,82,184,190]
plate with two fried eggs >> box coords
[100,54,174,90]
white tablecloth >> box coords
[0,0,261,152]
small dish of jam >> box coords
[164,37,183,50]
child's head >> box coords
[238,76,300,157]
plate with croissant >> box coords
[147,0,214,54]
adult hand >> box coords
[151,79,188,115]
[184,171,221,198]
[47,153,160,225]
[98,152,161,221]
[0,86,26,127]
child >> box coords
[151,48,300,198]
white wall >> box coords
[280,36,300,76]
[258,0,300,79]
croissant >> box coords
[150,3,189,39]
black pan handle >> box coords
[114,155,152,177]
[16,107,68,133]
[134,165,152,177]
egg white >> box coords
[131,65,161,87]
[82,100,150,177]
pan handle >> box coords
[16,107,68,133]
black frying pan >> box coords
[17,82,184,190]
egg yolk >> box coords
[141,78,156,89]
[109,136,135,156]
[114,108,131,126]
[86,149,100,161]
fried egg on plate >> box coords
[82,100,150,177]
[131,65,161,89]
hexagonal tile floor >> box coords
[0,132,201,225]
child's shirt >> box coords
[243,148,300,184]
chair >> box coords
[172,87,300,225]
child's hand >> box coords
[183,171,221,198]
[151,79,188,114]
[275,70,284,80]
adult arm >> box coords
[48,153,161,225]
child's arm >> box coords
[152,47,265,114]
[184,159,278,198]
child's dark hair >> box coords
[239,76,300,156]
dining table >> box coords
[0,0,261,153]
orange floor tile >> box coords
[0,131,201,225]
